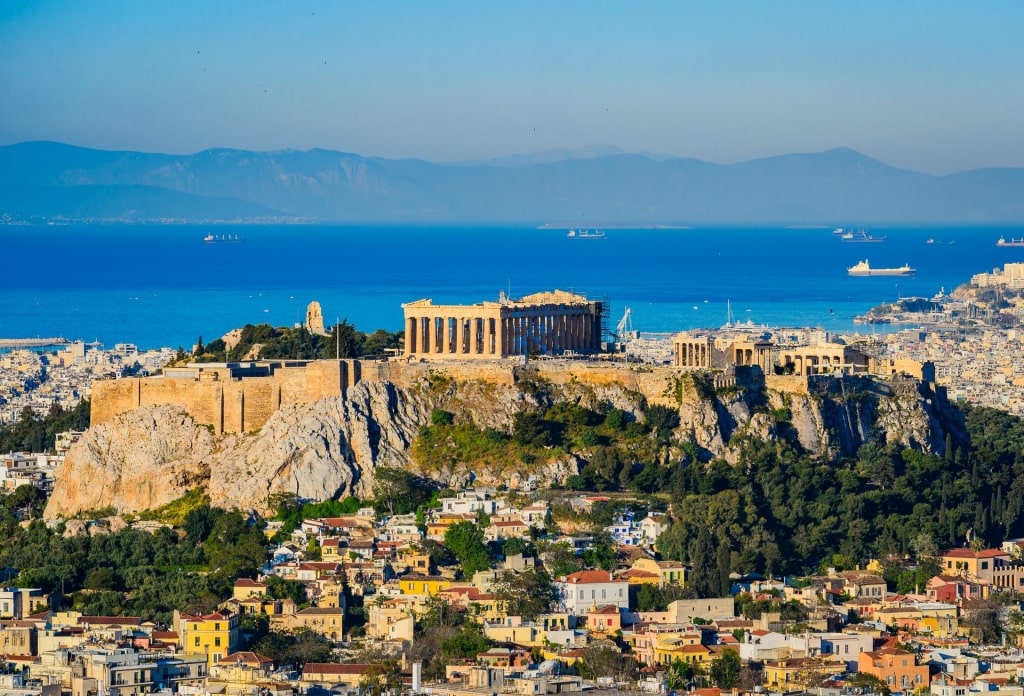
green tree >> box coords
[431,408,454,426]
[502,536,529,558]
[359,659,404,696]
[962,598,1002,644]
[582,530,616,571]
[578,645,637,682]
[847,672,891,696]
[513,412,550,447]
[667,658,696,691]
[323,320,363,359]
[441,624,492,660]
[542,541,583,578]
[444,521,493,578]
[492,568,557,620]
[372,468,435,515]
[645,404,680,445]
[689,526,719,598]
[264,575,307,604]
[710,649,741,689]
[252,628,332,668]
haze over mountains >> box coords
[1,141,1022,225]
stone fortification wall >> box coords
[764,374,810,395]
[388,359,728,406]
[92,357,829,435]
[91,360,356,434]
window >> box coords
[215,637,221,647]
[194,637,200,646]
[981,561,989,570]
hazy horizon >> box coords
[2,2,1023,176]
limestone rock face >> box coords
[46,405,215,519]
[207,381,431,510]
[673,375,951,461]
[45,372,955,520]
[45,382,434,520]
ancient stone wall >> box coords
[764,374,811,395]
[92,357,829,435]
[92,359,359,434]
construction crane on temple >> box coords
[615,307,634,338]
[614,307,639,352]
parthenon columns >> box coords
[405,314,504,357]
[405,311,601,358]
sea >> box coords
[2,224,1022,351]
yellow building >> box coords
[367,598,417,643]
[398,574,454,596]
[764,658,846,691]
[652,632,706,666]
[321,538,345,563]
[484,623,548,648]
[616,569,660,586]
[919,611,959,639]
[174,608,242,666]
[271,607,344,641]
[231,579,268,602]
[631,558,688,587]
[439,585,507,622]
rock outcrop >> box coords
[45,372,957,520]
[46,405,214,519]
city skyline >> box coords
[2,1,1023,175]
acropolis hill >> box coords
[91,289,934,435]
[55,290,949,519]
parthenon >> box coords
[402,290,605,360]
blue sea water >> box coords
[2,224,1021,350]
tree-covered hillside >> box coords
[657,406,1024,581]
[188,322,403,362]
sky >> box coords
[1,1,1022,174]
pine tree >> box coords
[689,526,718,598]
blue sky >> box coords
[1,1,1021,173]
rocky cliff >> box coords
[675,373,956,463]
[44,372,957,519]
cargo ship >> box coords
[847,260,915,277]
[996,237,1024,247]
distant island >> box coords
[1,141,1023,224]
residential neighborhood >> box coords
[1,485,1024,696]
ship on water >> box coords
[203,234,244,243]
[567,229,606,239]
[847,259,915,277]
[996,236,1024,247]
[840,230,886,243]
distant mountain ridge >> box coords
[1,140,1022,224]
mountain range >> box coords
[1,141,1022,224]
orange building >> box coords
[858,647,929,694]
